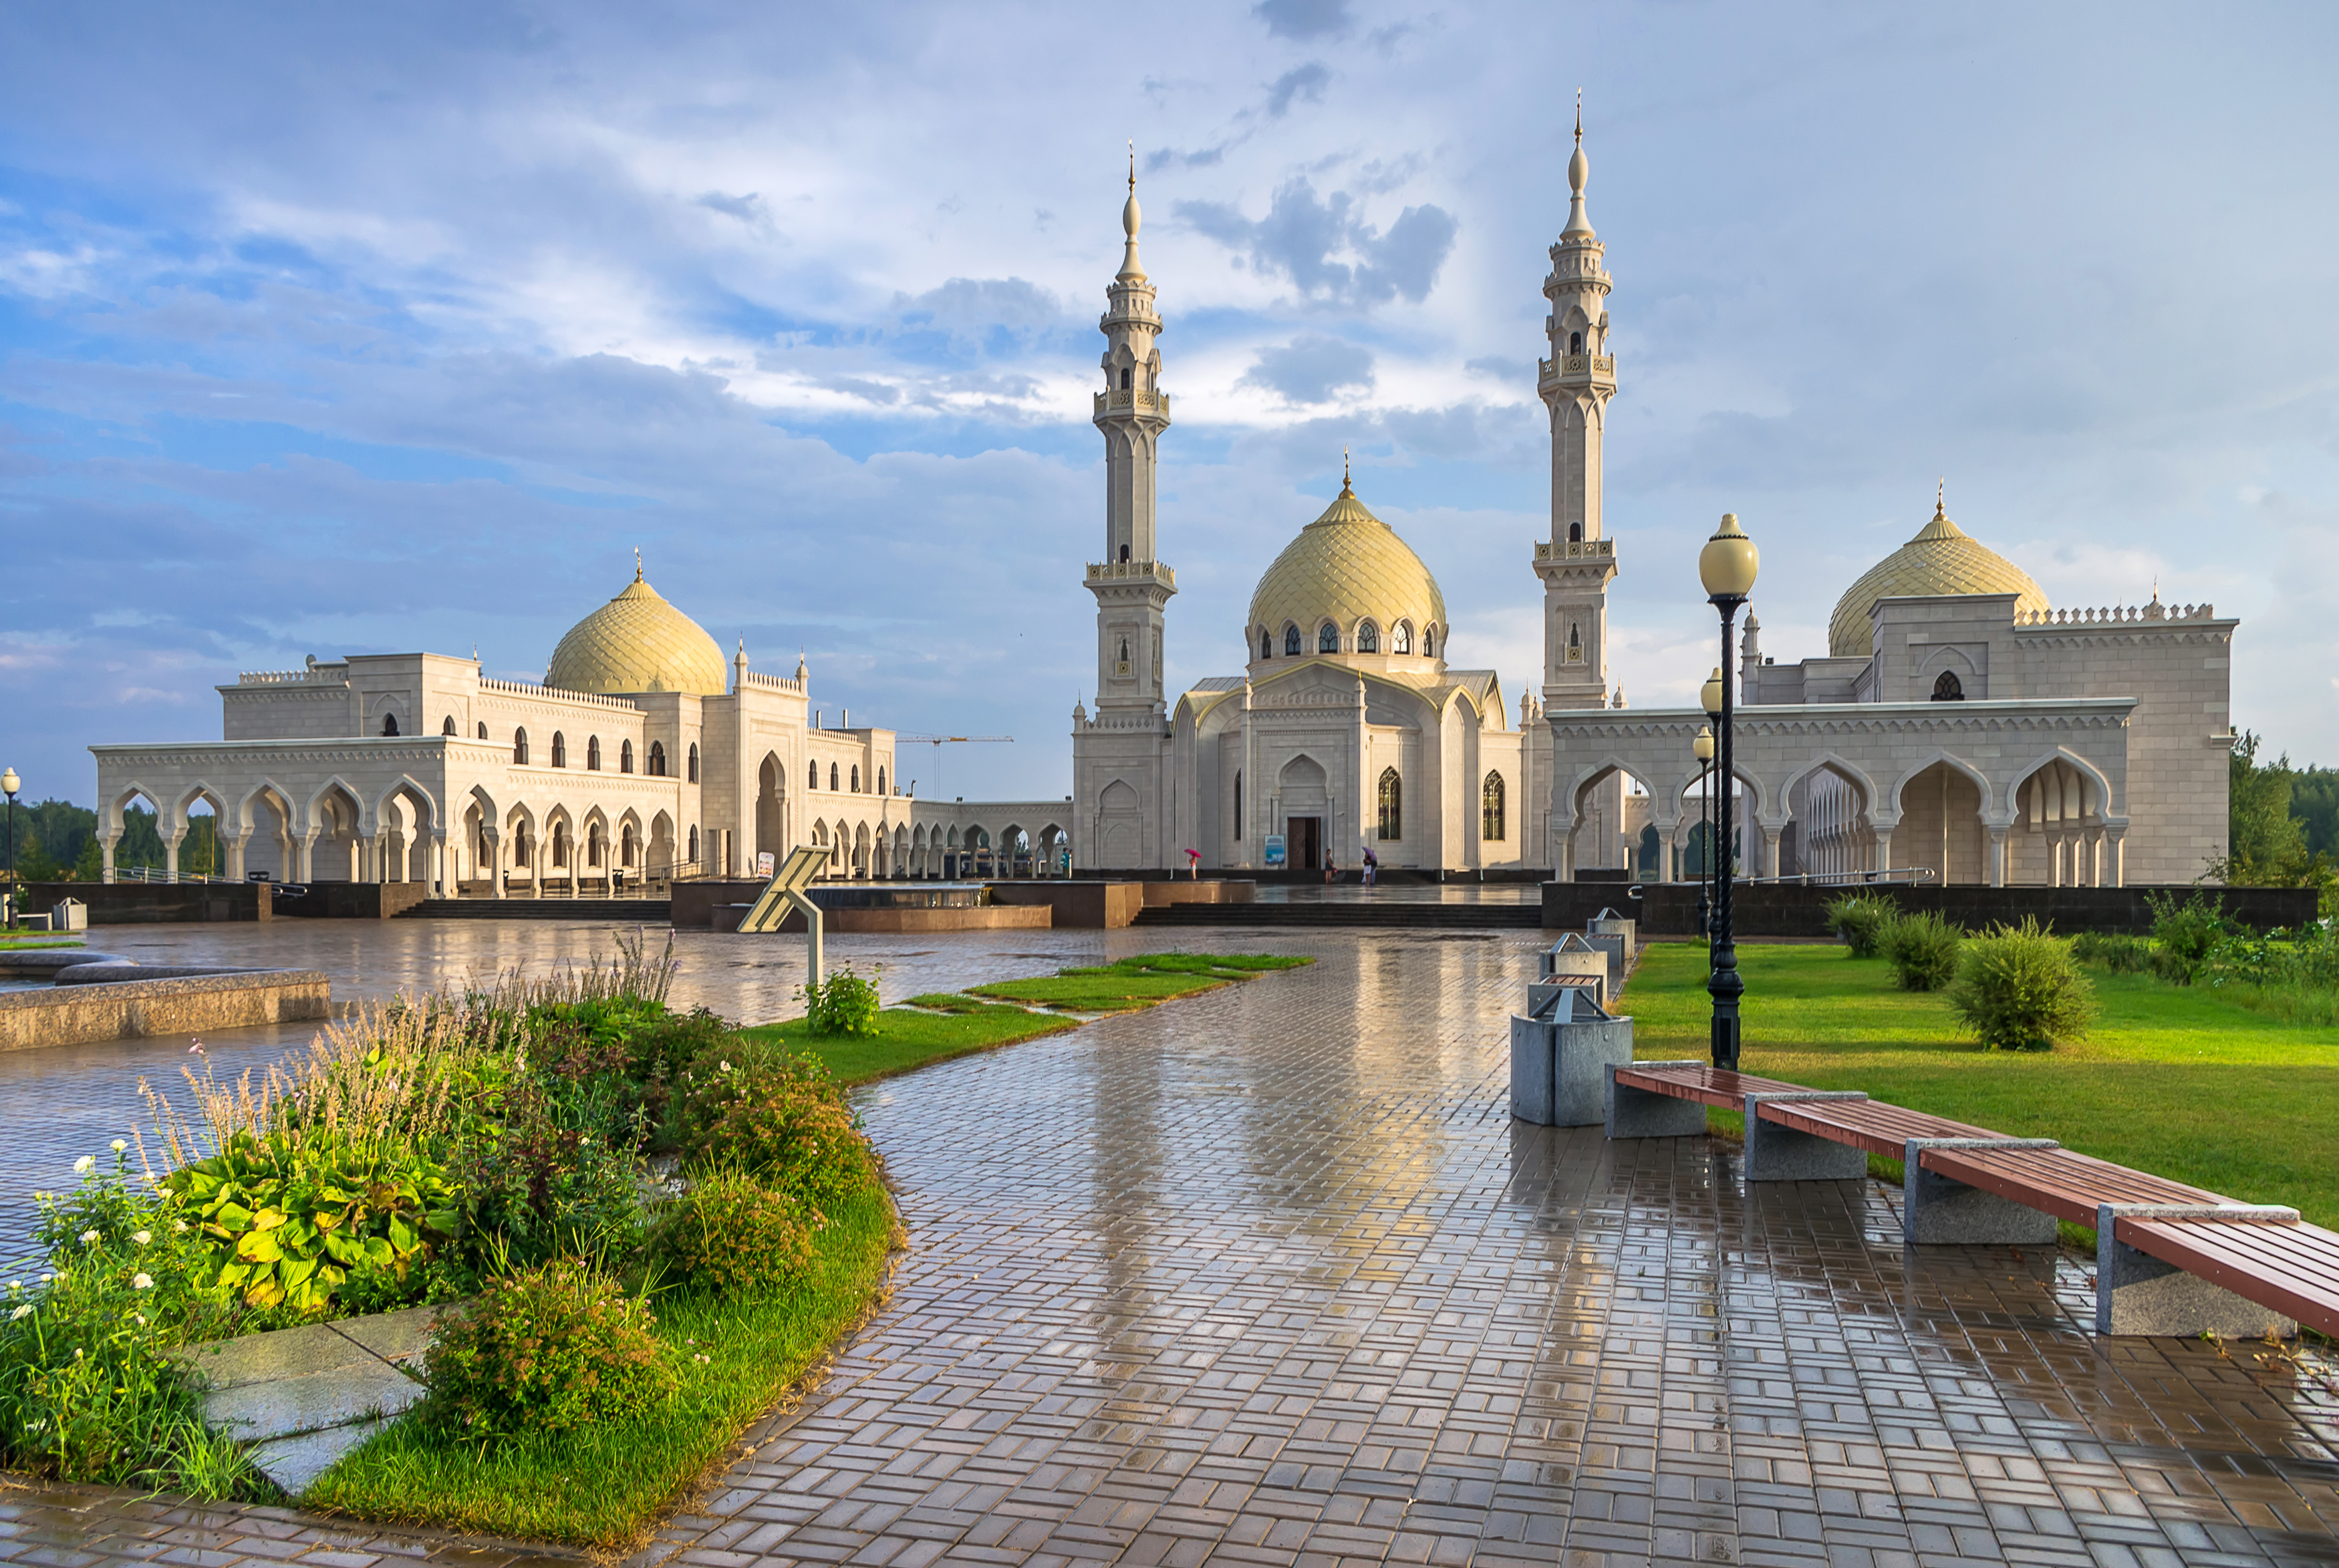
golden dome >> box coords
[545,568,730,696]
[1248,481,1447,653]
[1828,498,2049,657]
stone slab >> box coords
[0,968,331,1052]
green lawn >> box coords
[742,1000,1083,1084]
[1619,942,2339,1227]
[305,1183,898,1549]
[969,951,1311,1011]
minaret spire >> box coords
[1562,91,1595,240]
[1118,142,1146,283]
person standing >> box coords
[1361,844,1377,887]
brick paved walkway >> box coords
[6,929,2339,1567]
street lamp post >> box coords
[1,767,19,929]
[1697,514,1759,1071]
[1692,722,1715,947]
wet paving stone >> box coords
[4,927,2337,1565]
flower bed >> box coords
[0,932,897,1544]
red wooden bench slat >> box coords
[1921,1146,2232,1229]
[1615,1064,1810,1109]
[1758,1099,2002,1158]
[2116,1219,2339,1340]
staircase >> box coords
[1133,901,1542,931]
[399,898,672,922]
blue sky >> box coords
[3,1,2336,804]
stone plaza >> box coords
[2,922,2335,1567]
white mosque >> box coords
[88,124,2235,892]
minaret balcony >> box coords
[1537,353,1615,387]
[1536,539,1615,563]
[1086,559,1177,589]
[1093,389,1172,416]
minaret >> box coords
[1534,98,1620,710]
[1087,152,1176,716]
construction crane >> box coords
[895,734,1012,800]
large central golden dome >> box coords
[1828,498,2049,657]
[1248,481,1447,651]
[546,569,730,696]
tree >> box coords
[2214,733,2334,913]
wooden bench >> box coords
[1604,1059,2339,1338]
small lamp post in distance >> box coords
[1697,514,1759,1072]
[1,767,18,929]
[1692,721,1715,945]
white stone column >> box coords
[163,830,184,884]
[2106,826,2126,888]
[99,832,120,883]
[224,831,247,884]
[433,833,449,897]
[1760,825,1780,881]
[1987,826,2009,888]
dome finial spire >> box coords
[1562,92,1594,238]
[1935,477,1945,520]
[1342,444,1351,494]
[1128,138,1135,194]
[1117,143,1145,281]
[634,545,643,583]
[1574,88,1583,148]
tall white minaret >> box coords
[1088,153,1176,716]
[1534,98,1620,710]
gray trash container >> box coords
[1510,983,1635,1126]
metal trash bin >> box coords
[1510,983,1635,1126]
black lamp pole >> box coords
[1697,515,1758,1072]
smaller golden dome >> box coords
[546,568,729,697]
[1828,497,2050,657]
[1248,481,1447,655]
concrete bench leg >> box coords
[2094,1204,2299,1338]
[1604,1062,1705,1138]
[1741,1093,1867,1182]
[1901,1138,2060,1245]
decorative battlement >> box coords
[237,665,346,686]
[1093,389,1171,416]
[477,676,638,711]
[1537,354,1615,382]
[738,669,806,695]
[1535,540,1617,563]
[1086,559,1176,588]
[2016,603,2218,627]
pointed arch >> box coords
[303,776,368,836]
[1999,746,2118,825]
[371,774,440,834]
[1887,750,1995,820]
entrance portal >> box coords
[1286,815,1323,871]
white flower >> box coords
[132,1313,148,1327]
[8,1305,29,1321]
[172,1220,188,1234]
[132,1273,153,1291]
[110,1140,126,1154]
[719,1060,732,1074]
[72,1156,94,1177]
[132,1231,152,1247]
[80,1230,100,1247]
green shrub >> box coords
[1824,894,1897,958]
[1879,910,1961,991]
[680,1042,877,1206]
[422,1255,675,1440]
[649,1166,818,1298]
[2070,931,2152,974]
[802,967,881,1036]
[1948,918,2097,1051]
[164,1130,458,1316]
[2148,888,2231,985]
[444,1076,648,1275]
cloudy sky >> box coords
[3,1,2335,805]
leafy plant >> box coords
[680,1042,876,1206]
[2071,931,2152,974]
[2148,888,2231,984]
[801,967,881,1036]
[649,1165,819,1299]
[1879,910,1961,991]
[1947,918,2097,1051]
[422,1255,676,1440]
[1824,894,1897,959]
[164,1131,459,1315]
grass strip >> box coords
[1619,941,2339,1229]
[969,951,1310,1012]
[303,1183,897,1549]
[743,1001,1082,1085]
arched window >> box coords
[1377,768,1402,841]
[586,736,601,771]
[1318,622,1339,654]
[1932,669,1965,701]
[1393,621,1412,655]
[441,716,456,736]
[1232,770,1242,838]
[551,822,569,869]
[1119,637,1131,667]
[1421,626,1435,658]
[809,760,819,790]
[877,766,887,795]
[1119,543,1129,562]
[477,722,489,740]
[587,822,604,868]
[551,732,567,768]
[648,741,667,776]
[1569,522,1582,542]
[1569,330,1583,354]
[1284,623,1302,656]
[1481,771,1506,841]
[514,728,531,765]
[688,824,699,861]
[851,765,861,792]
[1357,621,1379,653]
[829,762,839,791]
[620,740,634,774]
[622,823,638,868]
[687,742,699,783]
[1119,367,1131,389]
[1260,628,1272,660]
[382,714,400,736]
